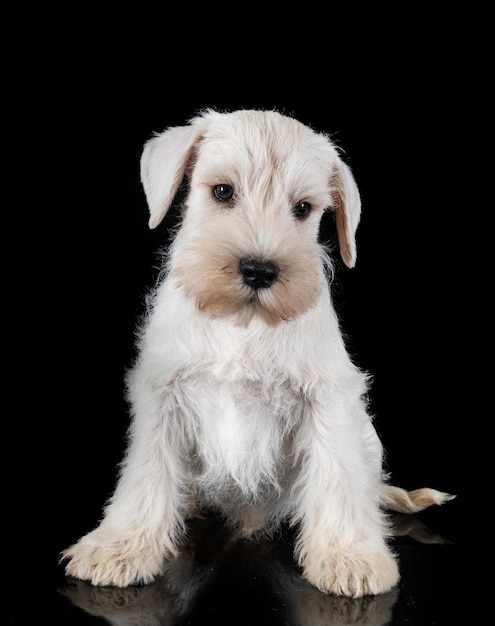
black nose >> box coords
[239,258,279,289]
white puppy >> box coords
[61,108,454,597]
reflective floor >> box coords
[12,500,464,625]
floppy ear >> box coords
[140,121,205,229]
[330,161,362,268]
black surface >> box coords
[13,504,466,624]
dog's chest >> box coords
[179,371,302,501]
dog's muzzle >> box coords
[239,258,279,289]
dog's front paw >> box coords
[302,548,399,598]
[60,529,166,587]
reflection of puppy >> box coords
[61,109,455,597]
[62,572,399,626]
[61,579,177,626]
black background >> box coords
[8,12,484,624]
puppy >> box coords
[61,108,454,597]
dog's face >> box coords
[140,109,361,326]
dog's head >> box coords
[140,109,361,326]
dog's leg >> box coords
[292,402,400,598]
[60,376,189,587]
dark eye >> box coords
[213,184,234,202]
[293,201,311,220]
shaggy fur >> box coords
[61,108,455,597]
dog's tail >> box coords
[380,485,456,514]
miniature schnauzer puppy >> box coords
[61,108,454,597]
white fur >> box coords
[61,109,454,597]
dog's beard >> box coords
[171,232,326,326]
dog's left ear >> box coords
[330,161,362,268]
[140,119,206,229]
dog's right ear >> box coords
[140,120,206,229]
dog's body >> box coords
[61,109,454,597]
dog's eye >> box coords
[213,184,234,202]
[293,201,311,220]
